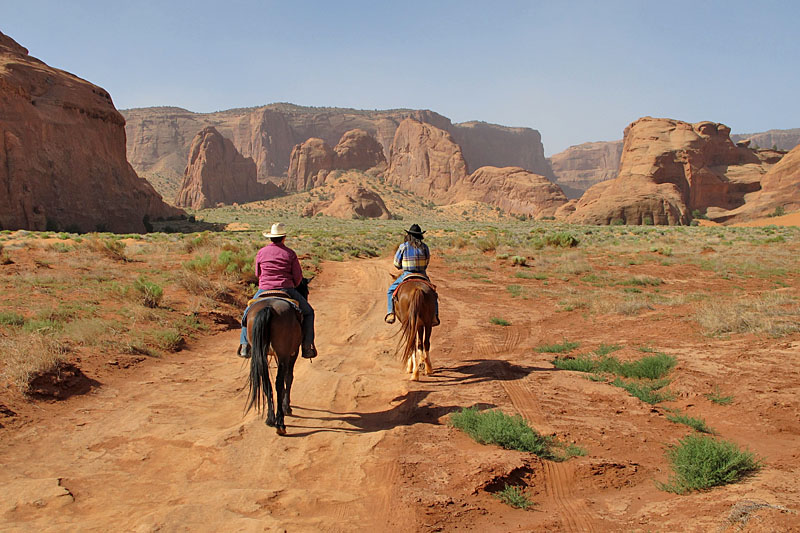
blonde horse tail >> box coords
[398,287,423,368]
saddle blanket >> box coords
[242,291,302,327]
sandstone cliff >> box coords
[566,117,776,225]
[333,129,386,171]
[718,143,800,221]
[386,119,469,199]
[448,166,568,218]
[175,127,280,209]
[548,140,623,198]
[730,128,800,152]
[0,32,181,233]
[121,104,553,194]
[286,138,335,191]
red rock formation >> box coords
[286,138,335,191]
[121,105,554,195]
[448,166,568,218]
[302,184,391,220]
[720,144,800,221]
[566,117,773,225]
[548,140,623,199]
[386,119,469,199]
[333,129,386,171]
[0,32,181,233]
[175,127,279,209]
[731,129,800,152]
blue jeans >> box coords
[240,288,315,347]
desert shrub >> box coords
[217,248,253,276]
[475,232,499,252]
[514,271,546,280]
[545,232,579,248]
[449,407,556,458]
[695,293,800,337]
[619,275,663,287]
[705,386,734,405]
[610,377,672,404]
[511,255,527,266]
[768,206,786,217]
[0,332,67,390]
[536,340,580,353]
[0,311,25,327]
[506,284,523,298]
[659,435,761,493]
[183,254,213,273]
[495,484,534,510]
[665,409,715,434]
[490,317,511,326]
[132,276,164,308]
[152,329,184,352]
[611,218,625,226]
[86,238,128,262]
[642,216,654,225]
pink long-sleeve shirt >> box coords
[255,242,302,290]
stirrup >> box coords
[384,313,396,324]
[237,343,251,359]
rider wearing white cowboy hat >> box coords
[238,222,317,359]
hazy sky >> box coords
[3,0,799,154]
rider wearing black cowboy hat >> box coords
[385,223,439,325]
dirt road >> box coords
[1,257,798,531]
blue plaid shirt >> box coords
[393,242,430,273]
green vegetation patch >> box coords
[659,434,761,494]
[610,377,673,404]
[665,408,715,434]
[495,484,534,510]
[536,340,580,354]
[706,386,734,405]
[449,407,556,459]
[490,317,511,326]
[553,351,675,380]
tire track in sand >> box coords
[495,365,596,532]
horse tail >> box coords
[398,286,423,368]
[246,306,272,414]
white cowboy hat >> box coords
[263,222,287,238]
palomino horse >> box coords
[394,277,438,381]
[245,278,310,435]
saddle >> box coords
[392,273,437,299]
[243,290,303,327]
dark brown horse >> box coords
[245,278,310,435]
[394,279,438,381]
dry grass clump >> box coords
[0,332,67,390]
[84,237,128,262]
[593,293,654,316]
[696,292,800,337]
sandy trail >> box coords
[2,255,798,532]
[0,259,416,532]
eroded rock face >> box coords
[548,140,623,199]
[449,166,568,218]
[286,138,335,191]
[121,104,553,193]
[731,129,800,152]
[720,143,800,221]
[0,32,181,232]
[566,117,773,225]
[302,184,391,220]
[386,119,469,199]
[175,127,279,209]
[333,129,386,171]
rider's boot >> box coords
[384,313,396,324]
[237,343,251,359]
[302,344,317,359]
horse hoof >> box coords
[266,418,276,427]
[276,426,287,436]
[285,407,293,416]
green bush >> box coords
[610,377,672,404]
[665,409,715,434]
[490,317,511,326]
[545,232,579,248]
[133,276,164,308]
[449,407,555,458]
[495,484,534,510]
[659,435,761,493]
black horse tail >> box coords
[246,306,272,414]
[398,287,423,368]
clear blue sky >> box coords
[3,0,799,154]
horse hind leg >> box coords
[423,325,433,376]
[274,360,287,435]
[283,352,298,416]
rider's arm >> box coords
[291,252,303,287]
[255,250,262,279]
[393,243,405,270]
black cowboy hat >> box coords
[405,224,426,239]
